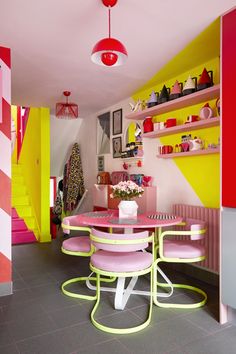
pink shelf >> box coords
[126,84,220,121]
[142,117,220,138]
[156,147,220,158]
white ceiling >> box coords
[0,0,235,117]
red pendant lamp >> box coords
[56,91,78,119]
[91,0,128,67]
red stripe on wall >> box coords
[222,9,236,207]
[0,252,11,282]
[0,170,11,216]
[0,98,11,140]
[0,46,11,69]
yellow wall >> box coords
[19,107,50,242]
[40,108,50,241]
[11,106,17,164]
[133,18,220,96]
[132,21,220,208]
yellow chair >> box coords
[154,218,207,309]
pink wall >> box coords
[0,45,12,295]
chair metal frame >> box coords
[153,222,207,309]
[61,226,115,301]
[89,228,155,334]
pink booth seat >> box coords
[91,250,152,272]
[163,240,205,259]
[62,236,91,253]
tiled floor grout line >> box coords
[184,315,233,335]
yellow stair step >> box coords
[15,205,32,217]
[23,216,37,230]
[12,164,22,174]
[12,184,27,196]
[12,195,29,206]
[12,175,25,184]
[32,229,39,240]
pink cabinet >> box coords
[93,184,157,213]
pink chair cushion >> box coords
[163,240,205,259]
[91,250,153,272]
[62,236,91,253]
[91,227,149,252]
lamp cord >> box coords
[108,6,111,38]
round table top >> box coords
[62,210,183,230]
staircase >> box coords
[12,164,38,245]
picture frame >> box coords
[112,136,122,158]
[97,155,105,172]
[97,112,110,155]
[112,109,122,135]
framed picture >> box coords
[97,112,110,155]
[112,136,122,158]
[97,156,104,172]
[112,109,122,135]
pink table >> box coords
[62,210,182,232]
[62,210,182,309]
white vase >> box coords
[118,200,138,219]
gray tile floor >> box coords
[0,234,234,354]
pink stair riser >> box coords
[12,208,19,218]
[12,218,28,232]
[12,230,37,245]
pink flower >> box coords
[111,180,144,200]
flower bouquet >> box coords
[110,180,144,200]
[110,181,144,219]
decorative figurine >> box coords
[123,162,128,170]
[129,99,142,112]
[216,98,220,116]
[182,75,197,96]
[189,137,203,151]
[180,134,191,152]
[169,80,183,100]
[199,103,213,119]
[185,115,199,123]
[158,85,170,103]
[142,176,152,187]
[147,91,158,108]
[137,160,142,167]
[197,68,213,91]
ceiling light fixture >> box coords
[91,0,128,67]
[56,91,79,119]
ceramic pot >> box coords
[118,200,138,219]
[189,139,203,151]
[143,117,154,133]
[199,104,213,119]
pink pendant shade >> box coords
[91,0,128,67]
[56,91,78,119]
